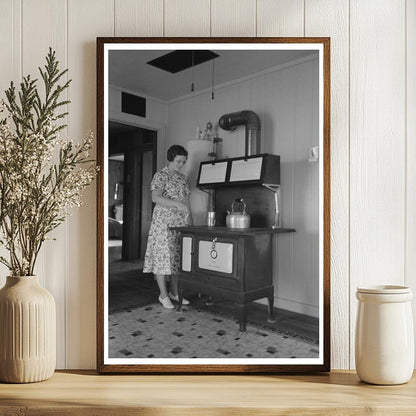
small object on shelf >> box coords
[207,211,216,227]
[355,285,414,385]
[0,276,56,383]
[225,198,251,229]
[202,121,216,141]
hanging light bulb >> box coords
[191,50,195,92]
[211,57,215,100]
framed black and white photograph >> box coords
[96,37,330,373]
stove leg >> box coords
[267,294,276,323]
[177,287,183,312]
[236,304,247,333]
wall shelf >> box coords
[0,371,415,414]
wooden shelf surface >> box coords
[171,225,296,235]
[0,370,416,415]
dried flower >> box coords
[0,48,97,276]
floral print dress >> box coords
[143,167,191,275]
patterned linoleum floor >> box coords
[108,302,319,359]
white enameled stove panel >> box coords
[229,157,263,181]
[182,237,192,272]
[198,241,233,274]
[198,162,228,184]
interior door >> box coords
[123,148,142,260]
[140,149,154,258]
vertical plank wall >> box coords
[22,0,68,369]
[66,0,114,370]
[0,0,21,280]
[349,0,406,368]
[0,0,414,370]
[211,0,256,37]
[114,0,163,37]
[166,57,319,317]
[305,0,350,373]
[407,0,416,344]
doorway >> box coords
[108,121,157,263]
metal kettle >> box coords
[226,198,251,229]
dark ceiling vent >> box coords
[121,92,146,118]
[147,50,219,74]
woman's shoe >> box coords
[169,293,190,305]
[158,295,175,309]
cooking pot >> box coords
[226,198,251,229]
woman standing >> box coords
[143,145,192,309]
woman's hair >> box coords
[167,145,188,162]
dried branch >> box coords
[0,48,97,276]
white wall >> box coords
[166,57,319,317]
[0,0,414,370]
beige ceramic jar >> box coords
[355,285,414,385]
[0,276,56,383]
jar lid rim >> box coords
[357,285,411,294]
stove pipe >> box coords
[218,110,261,157]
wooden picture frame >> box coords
[97,37,330,373]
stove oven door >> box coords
[195,236,238,279]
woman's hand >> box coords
[174,201,188,212]
[185,211,193,226]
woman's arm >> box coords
[184,195,193,226]
[152,190,188,211]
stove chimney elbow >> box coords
[218,110,261,157]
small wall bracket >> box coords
[262,184,281,229]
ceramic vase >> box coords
[0,276,56,383]
[355,285,414,385]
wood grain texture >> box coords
[96,37,106,377]
[164,0,210,37]
[22,0,68,369]
[406,0,416,365]
[115,0,163,36]
[0,371,415,415]
[349,0,406,368]
[211,0,256,37]
[257,0,304,37]
[323,37,332,376]
[67,0,113,370]
[305,0,350,369]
